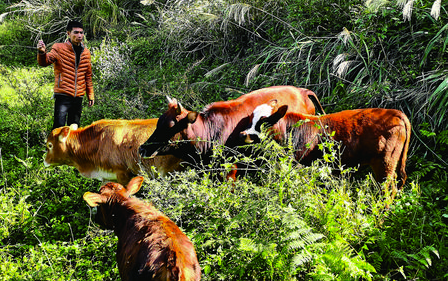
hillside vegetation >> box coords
[1,0,447,280]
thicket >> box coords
[1,0,447,280]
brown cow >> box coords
[83,176,201,281]
[138,86,324,173]
[44,119,183,185]
[240,101,411,201]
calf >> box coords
[83,176,201,281]
[44,119,183,185]
[240,101,411,200]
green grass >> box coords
[1,0,447,279]
[0,65,53,107]
[1,115,446,280]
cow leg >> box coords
[370,158,398,204]
[225,164,238,181]
[396,159,407,190]
[392,141,408,191]
[382,125,409,196]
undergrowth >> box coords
[1,0,447,279]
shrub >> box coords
[137,137,382,280]
[0,233,119,280]
[0,19,35,66]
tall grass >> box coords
[134,0,448,132]
[7,0,141,41]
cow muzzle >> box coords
[139,145,158,158]
[239,131,255,144]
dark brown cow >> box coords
[240,101,411,201]
[44,119,183,185]
[83,176,201,281]
[138,86,324,175]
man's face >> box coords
[67,27,84,45]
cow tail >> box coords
[397,115,411,190]
[308,94,326,115]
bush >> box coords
[137,137,383,280]
[0,19,35,66]
[0,233,119,280]
[0,66,54,159]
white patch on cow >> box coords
[85,169,118,181]
[245,104,274,136]
[43,160,51,167]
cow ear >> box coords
[264,105,288,127]
[83,192,106,207]
[187,111,198,124]
[275,105,288,118]
[58,126,71,143]
[126,176,144,196]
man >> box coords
[37,20,94,130]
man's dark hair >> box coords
[66,20,83,31]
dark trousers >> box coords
[53,95,83,130]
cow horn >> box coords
[268,99,278,109]
[166,96,173,103]
[176,101,182,115]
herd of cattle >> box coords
[43,85,411,280]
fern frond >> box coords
[286,230,325,246]
[239,237,259,253]
[391,249,409,263]
[409,245,440,268]
[291,251,313,267]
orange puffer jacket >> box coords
[38,41,94,101]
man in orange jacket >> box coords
[37,20,94,130]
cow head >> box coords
[44,124,78,167]
[239,100,288,144]
[83,176,144,229]
[139,96,198,158]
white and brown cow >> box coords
[44,119,183,185]
[138,86,325,180]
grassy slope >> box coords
[1,0,447,280]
